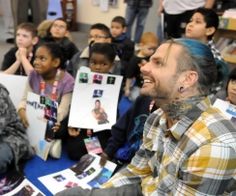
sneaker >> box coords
[49,139,62,159]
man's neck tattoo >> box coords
[162,96,205,120]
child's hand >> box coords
[15,50,21,62]
[18,47,27,59]
[68,127,80,137]
[18,108,29,128]
[52,122,61,133]
[124,88,130,97]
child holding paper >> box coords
[67,42,116,160]
[18,42,74,159]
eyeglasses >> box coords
[88,35,109,39]
[52,23,67,30]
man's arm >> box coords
[102,145,153,188]
[175,142,236,195]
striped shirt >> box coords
[102,97,236,195]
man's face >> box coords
[88,29,110,43]
[185,12,208,42]
[16,29,35,48]
[110,22,125,38]
[140,43,183,105]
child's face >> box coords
[33,46,59,76]
[140,42,158,58]
[185,12,208,42]
[227,79,236,105]
[110,22,125,38]
[88,29,110,44]
[50,20,68,39]
[16,29,37,49]
[89,53,112,73]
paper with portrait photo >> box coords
[26,92,52,160]
[38,153,117,195]
[213,98,236,124]
[69,70,123,132]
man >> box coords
[124,0,153,43]
[56,38,236,195]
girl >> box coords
[42,18,79,65]
[18,42,75,158]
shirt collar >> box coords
[168,96,212,140]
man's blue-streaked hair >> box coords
[166,38,218,94]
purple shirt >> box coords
[29,70,74,103]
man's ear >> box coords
[206,27,216,37]
[181,70,199,88]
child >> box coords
[1,23,39,75]
[42,18,79,64]
[226,68,236,105]
[70,23,121,78]
[100,95,156,169]
[110,16,134,75]
[67,42,116,160]
[18,42,75,158]
[185,8,229,84]
[124,32,158,101]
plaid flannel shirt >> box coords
[208,40,223,61]
[102,97,236,195]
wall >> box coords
[76,0,161,35]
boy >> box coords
[110,16,134,76]
[69,23,121,78]
[66,42,117,160]
[1,23,38,75]
[185,8,229,83]
[124,32,158,101]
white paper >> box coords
[100,0,109,12]
[38,153,117,195]
[0,73,27,108]
[213,98,236,120]
[0,173,44,196]
[26,92,52,160]
[69,70,122,132]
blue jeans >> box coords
[125,5,149,43]
[0,142,14,174]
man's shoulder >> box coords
[194,106,236,142]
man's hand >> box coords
[99,152,109,167]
